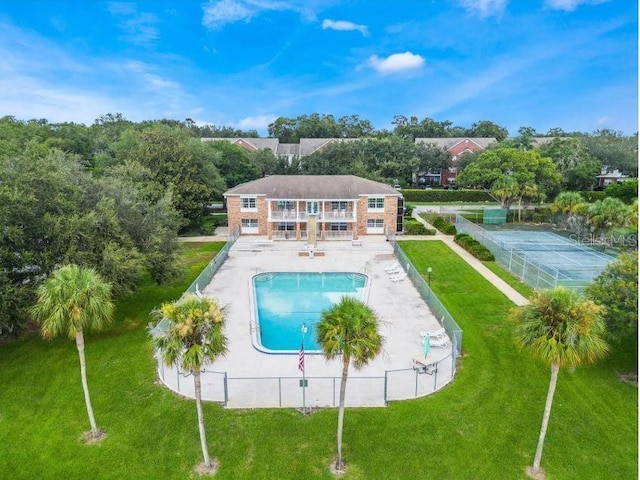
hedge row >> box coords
[454,234,495,261]
[403,218,436,235]
[400,189,494,203]
[431,216,457,235]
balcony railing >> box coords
[324,231,353,240]
[269,211,355,221]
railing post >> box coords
[383,371,388,405]
[223,372,228,406]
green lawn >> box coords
[0,241,635,479]
[483,260,535,298]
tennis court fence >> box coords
[455,215,609,290]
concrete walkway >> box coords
[411,207,529,306]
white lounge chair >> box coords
[390,272,407,282]
[427,334,449,348]
[384,262,400,273]
[419,327,446,339]
[386,266,402,275]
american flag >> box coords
[298,342,305,372]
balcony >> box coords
[269,210,355,222]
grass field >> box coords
[0,241,635,479]
[483,261,535,298]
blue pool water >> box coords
[253,272,367,352]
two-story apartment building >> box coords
[224,175,403,241]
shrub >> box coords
[404,204,415,217]
[605,180,638,204]
[199,214,228,235]
[454,233,495,261]
[403,218,436,235]
[578,191,607,202]
[431,216,457,235]
[400,189,494,203]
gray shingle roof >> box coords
[276,143,300,155]
[415,137,497,149]
[201,137,279,154]
[224,175,401,199]
[298,138,361,156]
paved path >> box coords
[410,208,529,306]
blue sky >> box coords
[0,0,637,135]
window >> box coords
[330,223,348,231]
[367,218,384,234]
[277,222,295,231]
[331,201,348,211]
[241,219,258,228]
[240,218,258,234]
[276,200,295,211]
[240,197,257,210]
[367,197,384,210]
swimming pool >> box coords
[252,272,368,353]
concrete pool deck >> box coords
[158,236,456,408]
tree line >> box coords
[0,113,637,337]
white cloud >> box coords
[458,0,507,18]
[234,114,278,131]
[107,2,159,45]
[202,0,315,29]
[367,52,425,75]
[322,19,368,36]
[544,0,609,11]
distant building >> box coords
[201,137,362,162]
[414,137,497,186]
[595,168,629,188]
[223,175,403,241]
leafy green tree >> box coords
[316,297,383,472]
[203,139,260,188]
[587,253,638,353]
[580,130,638,176]
[511,288,608,478]
[31,265,114,441]
[392,115,454,140]
[605,179,638,204]
[457,148,562,200]
[124,125,219,222]
[151,294,228,472]
[415,142,451,177]
[540,137,601,190]
[587,197,629,238]
[466,120,509,141]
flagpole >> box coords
[301,323,308,414]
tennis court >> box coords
[456,216,616,290]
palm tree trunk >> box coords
[335,357,350,470]
[194,370,212,468]
[532,363,560,476]
[75,330,99,438]
[518,197,522,222]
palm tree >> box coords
[490,175,520,209]
[316,296,383,472]
[151,294,227,472]
[31,264,114,441]
[511,287,608,478]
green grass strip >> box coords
[482,261,535,299]
[0,241,635,479]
